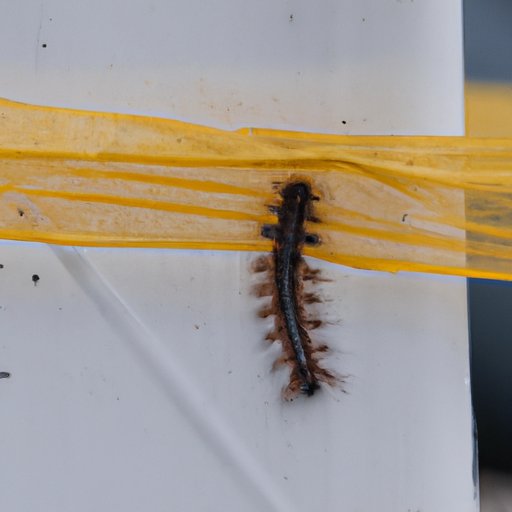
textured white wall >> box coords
[0,2,475,511]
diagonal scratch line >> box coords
[50,245,295,512]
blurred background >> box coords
[465,0,512,509]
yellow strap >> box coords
[1,93,512,280]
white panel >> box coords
[0,0,463,134]
[0,1,475,511]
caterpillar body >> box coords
[255,180,336,400]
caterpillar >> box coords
[254,179,337,400]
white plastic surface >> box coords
[0,2,476,512]
[1,0,463,135]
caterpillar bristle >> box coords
[252,282,274,298]
[252,255,273,273]
[258,305,274,319]
[265,330,280,342]
[305,319,323,330]
[272,355,294,371]
[303,292,322,304]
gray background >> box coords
[465,0,512,82]
[465,0,512,471]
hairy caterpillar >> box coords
[254,180,337,400]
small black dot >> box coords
[342,120,347,125]
[17,208,24,217]
[0,264,4,269]
[42,43,47,48]
[0,371,10,379]
[261,224,277,240]
[304,233,320,246]
[32,274,40,286]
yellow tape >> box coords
[466,82,512,137]
[1,91,512,280]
